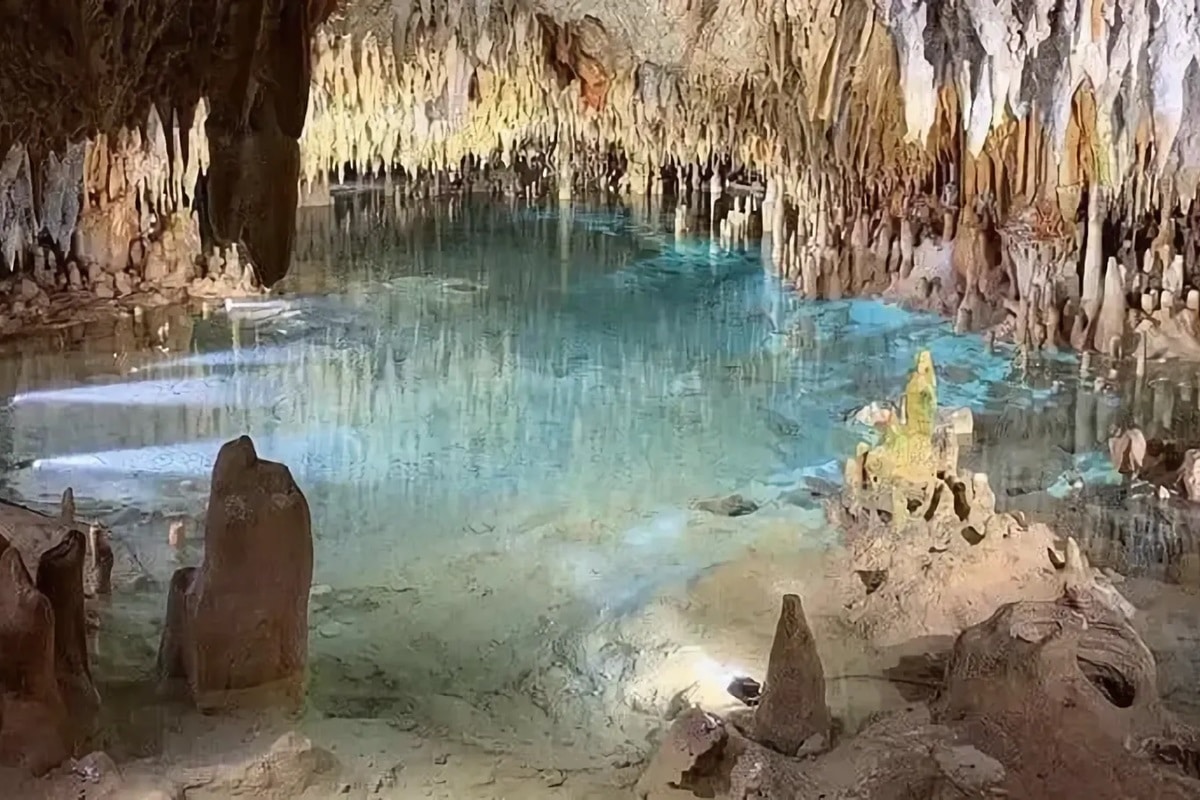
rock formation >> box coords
[158,435,314,712]
[832,349,1089,645]
[0,509,115,774]
[34,530,101,749]
[0,0,337,308]
[750,594,831,757]
[0,539,71,775]
[637,574,1200,799]
[1107,426,1200,501]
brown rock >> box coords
[751,594,830,756]
[157,436,313,711]
[932,593,1198,799]
[0,546,70,775]
[35,529,100,743]
[0,490,130,593]
[639,585,1200,800]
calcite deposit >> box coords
[639,574,1200,799]
[0,436,313,776]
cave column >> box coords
[709,170,724,234]
[762,177,778,235]
[649,154,664,195]
[771,175,787,269]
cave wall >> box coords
[0,0,334,293]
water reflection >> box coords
[0,199,1030,586]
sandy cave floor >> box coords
[6,508,940,799]
[9,498,1200,800]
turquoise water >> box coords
[0,196,1165,762]
[1,200,1044,589]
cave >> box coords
[3,1,1200,798]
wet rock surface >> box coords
[692,494,759,517]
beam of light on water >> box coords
[11,376,277,408]
[138,346,304,372]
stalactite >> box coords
[5,0,1200,360]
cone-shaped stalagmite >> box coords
[158,436,313,711]
[752,593,830,756]
[0,544,70,775]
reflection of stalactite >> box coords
[967,356,1200,578]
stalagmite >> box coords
[752,594,831,756]
[0,544,70,775]
[35,530,99,746]
[158,436,313,712]
[1082,187,1105,313]
[1094,257,1128,356]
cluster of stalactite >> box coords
[285,0,1200,360]
[226,0,1200,362]
[8,0,1200,360]
[0,110,258,311]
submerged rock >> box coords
[692,494,759,517]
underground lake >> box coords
[1,194,1199,798]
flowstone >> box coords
[831,350,1079,646]
[846,350,963,528]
